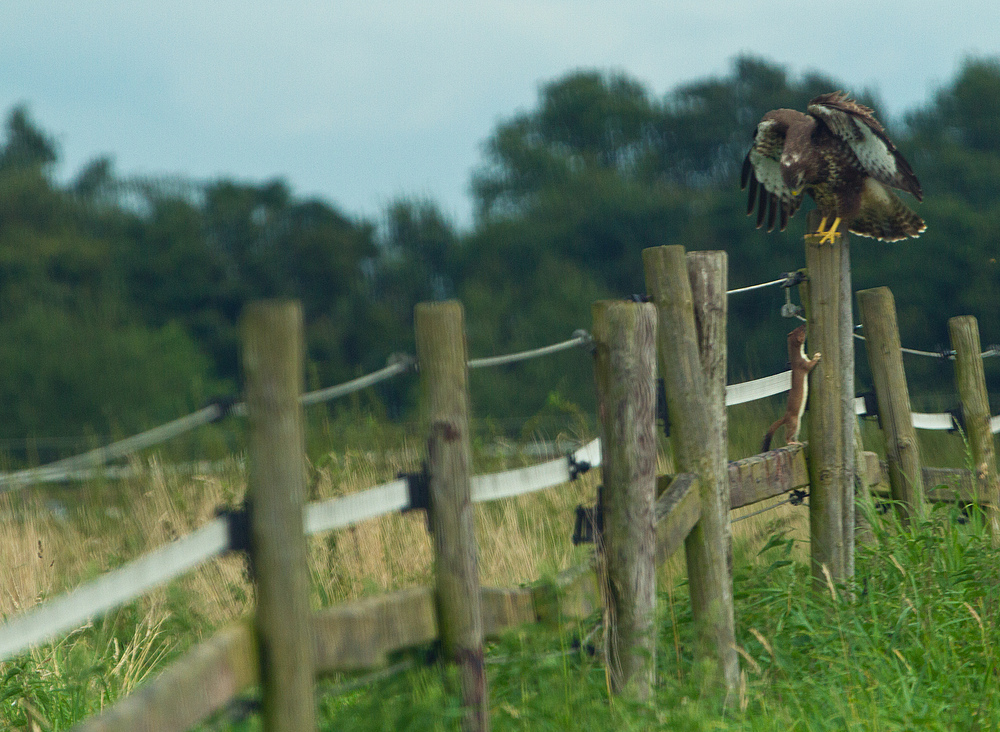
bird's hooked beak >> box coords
[781,164,806,197]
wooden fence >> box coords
[3,231,996,730]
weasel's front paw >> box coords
[812,352,822,361]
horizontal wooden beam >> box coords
[923,467,985,503]
[729,444,809,510]
[531,562,601,627]
[313,587,437,674]
[311,575,601,676]
[655,473,701,562]
[869,460,992,505]
[482,587,536,637]
[71,621,258,732]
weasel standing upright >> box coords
[761,325,821,452]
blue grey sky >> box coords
[2,1,997,229]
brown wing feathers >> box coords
[741,115,798,233]
[742,92,923,241]
[742,160,790,233]
[810,91,923,200]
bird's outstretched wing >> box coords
[807,92,922,201]
[740,114,803,232]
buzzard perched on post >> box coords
[740,92,925,243]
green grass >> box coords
[303,500,1000,731]
[3,402,999,730]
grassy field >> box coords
[1,400,998,730]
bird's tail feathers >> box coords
[850,182,926,241]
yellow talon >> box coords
[816,216,841,245]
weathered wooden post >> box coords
[591,300,658,700]
[643,245,739,691]
[949,315,1000,544]
[414,301,488,732]
[802,211,854,584]
[856,287,925,521]
[837,222,857,579]
[242,300,315,732]
[686,250,729,564]
[853,424,875,546]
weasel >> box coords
[761,325,821,452]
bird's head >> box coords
[781,163,808,197]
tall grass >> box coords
[319,499,1000,731]
[0,423,602,729]
[2,401,997,730]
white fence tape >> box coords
[305,479,410,535]
[732,374,976,433]
[725,371,791,406]
[471,439,601,503]
[911,412,957,431]
[1,438,605,660]
[0,518,229,662]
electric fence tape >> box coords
[0,519,230,662]
[0,438,603,661]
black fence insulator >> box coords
[937,347,957,360]
[859,391,881,426]
[572,503,602,545]
[656,378,670,437]
[400,464,433,532]
[216,502,255,580]
[782,270,807,288]
[567,453,591,481]
[789,488,808,506]
[573,484,604,545]
[948,407,965,434]
[401,463,431,512]
[205,395,239,422]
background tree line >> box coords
[2,54,999,448]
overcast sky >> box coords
[2,1,998,229]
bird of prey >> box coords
[740,92,925,243]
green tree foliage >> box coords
[465,55,1000,416]
[0,110,221,443]
[3,54,1000,443]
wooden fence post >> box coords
[838,224,857,579]
[592,300,658,700]
[242,300,315,732]
[643,245,739,692]
[414,301,488,732]
[949,315,1000,544]
[803,211,853,584]
[856,287,925,521]
[686,250,731,577]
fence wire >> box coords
[0,330,600,492]
[468,331,592,369]
[726,276,787,295]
